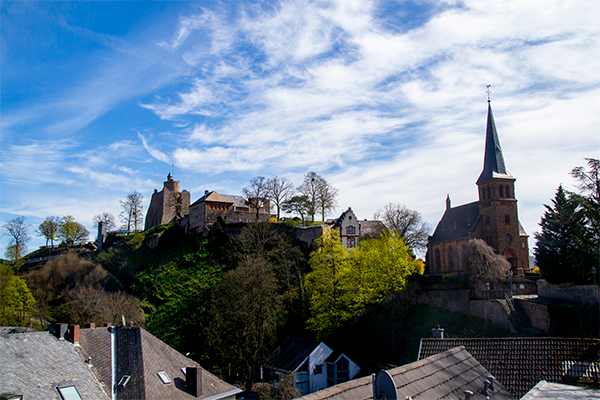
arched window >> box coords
[506,185,511,198]
[448,247,455,270]
[499,185,504,197]
[347,237,356,248]
[435,249,441,272]
[487,186,491,199]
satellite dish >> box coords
[372,370,398,400]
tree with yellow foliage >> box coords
[305,230,415,337]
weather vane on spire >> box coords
[486,84,492,102]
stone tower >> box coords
[144,173,191,230]
[473,102,529,274]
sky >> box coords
[1,0,599,258]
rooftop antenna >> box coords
[486,84,492,103]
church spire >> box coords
[477,101,514,184]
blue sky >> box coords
[1,0,599,257]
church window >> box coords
[448,247,455,270]
[435,249,441,272]
[505,234,513,244]
[505,214,510,224]
[481,188,486,200]
[499,185,504,197]
[346,226,356,235]
[486,216,490,225]
[506,185,511,198]
[486,187,491,199]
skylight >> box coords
[57,386,83,400]
[157,371,172,384]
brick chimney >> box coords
[104,323,112,327]
[69,325,80,344]
[187,367,203,397]
[86,323,96,329]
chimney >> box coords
[432,325,444,339]
[69,325,80,344]
[464,390,473,400]
[205,190,209,197]
[487,376,495,391]
[52,323,68,340]
[104,323,112,327]
[86,323,96,329]
[187,367,203,397]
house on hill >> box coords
[426,101,530,276]
[331,207,386,248]
[264,338,360,396]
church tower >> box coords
[474,101,529,274]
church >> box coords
[426,101,530,276]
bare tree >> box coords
[93,212,117,232]
[2,216,31,262]
[266,176,295,221]
[242,176,270,219]
[464,239,511,283]
[57,215,89,247]
[316,179,338,221]
[120,191,144,232]
[37,216,60,249]
[374,203,430,256]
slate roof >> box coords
[265,337,321,372]
[520,380,600,399]
[191,191,235,206]
[418,337,600,399]
[0,331,109,400]
[477,103,514,184]
[78,327,241,400]
[297,346,515,400]
[358,220,386,240]
[429,201,480,244]
[222,194,248,209]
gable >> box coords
[265,337,321,372]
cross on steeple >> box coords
[486,84,492,103]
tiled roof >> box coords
[358,220,386,239]
[265,337,321,372]
[78,327,241,400]
[0,331,109,399]
[429,201,479,244]
[297,346,515,400]
[520,380,600,399]
[191,191,235,206]
[418,337,600,399]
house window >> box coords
[505,215,510,224]
[295,360,310,395]
[57,386,83,400]
[157,371,172,384]
[347,237,356,248]
[327,356,350,387]
[346,226,356,235]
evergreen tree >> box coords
[534,185,595,283]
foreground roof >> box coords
[429,201,479,244]
[418,337,600,398]
[298,346,515,400]
[265,337,321,372]
[521,380,600,399]
[79,327,241,400]
[0,331,109,400]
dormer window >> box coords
[158,371,172,384]
[57,386,83,400]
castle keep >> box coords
[426,102,530,276]
[145,173,190,230]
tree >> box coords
[93,212,117,232]
[37,216,60,249]
[535,185,596,284]
[298,172,338,222]
[570,158,600,262]
[120,191,144,232]
[58,215,89,247]
[2,216,31,263]
[266,176,295,221]
[207,256,281,393]
[305,230,414,336]
[282,195,312,226]
[0,265,35,326]
[373,203,431,256]
[463,239,511,284]
[242,176,270,220]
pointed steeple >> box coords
[477,102,513,184]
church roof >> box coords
[429,201,479,244]
[477,103,514,184]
